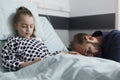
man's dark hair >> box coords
[69,33,88,50]
[74,33,89,44]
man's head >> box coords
[70,33,101,56]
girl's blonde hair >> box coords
[13,6,36,37]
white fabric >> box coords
[0,54,120,80]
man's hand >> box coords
[69,51,94,57]
[69,51,81,55]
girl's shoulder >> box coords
[7,36,15,41]
[30,37,42,41]
[4,36,17,45]
[7,36,43,42]
[7,36,20,42]
[35,38,42,41]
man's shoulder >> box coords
[92,30,120,37]
[110,30,120,34]
[104,30,120,42]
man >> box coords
[70,30,120,62]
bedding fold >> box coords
[0,53,120,80]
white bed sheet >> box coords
[0,53,120,80]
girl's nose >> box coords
[26,27,30,32]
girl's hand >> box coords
[19,58,41,69]
[34,58,41,62]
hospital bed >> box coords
[0,0,120,80]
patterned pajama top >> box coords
[1,36,58,71]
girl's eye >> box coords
[30,26,33,28]
[30,25,34,28]
[22,25,27,28]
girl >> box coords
[1,7,58,71]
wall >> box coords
[32,0,70,17]
[116,0,120,30]
[69,0,117,43]
[70,0,116,17]
[55,30,69,47]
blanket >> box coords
[0,53,120,80]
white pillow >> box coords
[0,0,45,40]
[39,17,68,53]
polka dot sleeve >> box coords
[1,37,24,71]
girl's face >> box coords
[14,14,35,38]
